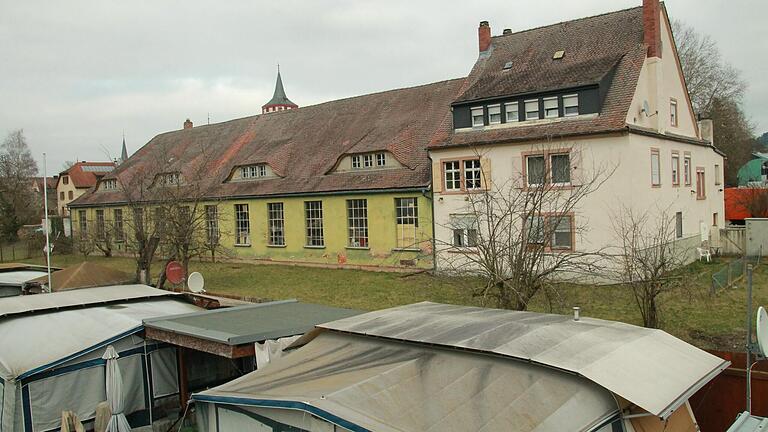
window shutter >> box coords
[511,155,524,189]
[480,157,492,191]
[570,148,583,187]
[432,161,443,193]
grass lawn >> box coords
[19,252,763,351]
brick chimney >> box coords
[183,118,193,129]
[643,0,661,58]
[478,21,491,53]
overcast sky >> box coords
[0,0,765,173]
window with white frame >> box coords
[347,199,368,247]
[305,201,324,247]
[550,153,571,185]
[101,179,118,190]
[376,153,386,167]
[550,215,573,250]
[450,215,478,247]
[205,205,219,246]
[471,107,484,127]
[363,154,374,168]
[114,208,124,241]
[488,105,501,125]
[352,155,361,169]
[526,214,574,250]
[526,155,545,186]
[444,161,461,190]
[78,210,87,239]
[240,164,268,179]
[234,204,250,246]
[95,209,105,240]
[395,198,418,249]
[671,152,680,185]
[684,155,691,185]
[525,99,540,120]
[267,202,285,246]
[651,149,661,186]
[563,94,579,116]
[543,97,559,118]
[670,99,678,127]
[505,102,519,122]
[464,159,482,190]
[158,172,181,186]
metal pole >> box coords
[747,268,753,413]
[42,153,52,292]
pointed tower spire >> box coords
[120,134,128,163]
[262,66,299,114]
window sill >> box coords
[447,248,479,254]
[393,248,421,252]
[267,244,286,248]
[346,246,370,250]
[304,245,326,249]
[234,244,252,248]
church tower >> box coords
[262,67,298,114]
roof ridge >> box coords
[491,5,642,39]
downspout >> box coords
[426,154,437,273]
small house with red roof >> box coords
[56,161,115,216]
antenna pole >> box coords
[746,263,754,413]
[42,152,52,293]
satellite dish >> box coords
[757,306,768,357]
[642,100,650,115]
[165,261,184,285]
[188,272,205,293]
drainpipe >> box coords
[426,155,438,274]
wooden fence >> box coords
[690,350,768,431]
[720,227,746,256]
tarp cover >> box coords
[317,302,729,419]
[0,295,199,380]
[195,332,619,432]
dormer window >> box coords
[505,102,519,122]
[241,164,267,179]
[488,105,501,125]
[471,107,484,127]
[157,172,181,186]
[563,94,579,116]
[352,156,361,169]
[101,179,118,191]
[349,152,390,171]
[525,100,540,120]
[376,153,386,167]
[543,97,559,118]
[363,154,374,168]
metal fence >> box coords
[711,255,761,294]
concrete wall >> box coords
[72,191,433,270]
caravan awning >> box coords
[194,331,620,432]
[317,302,729,419]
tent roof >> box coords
[27,261,135,291]
[0,284,177,319]
[144,299,361,346]
[0,295,201,380]
[318,302,729,419]
[0,270,49,287]
[195,331,619,432]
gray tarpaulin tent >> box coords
[0,285,202,432]
[193,302,729,432]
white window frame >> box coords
[113,208,124,242]
[346,199,368,248]
[95,209,105,240]
[464,159,482,190]
[450,215,478,248]
[651,149,661,186]
[205,205,220,246]
[395,197,419,250]
[363,154,374,168]
[526,155,546,187]
[234,204,250,246]
[487,104,501,125]
[684,155,692,186]
[376,153,386,167]
[444,161,461,191]
[670,99,678,127]
[550,215,573,250]
[563,94,579,116]
[550,153,571,186]
[78,210,87,239]
[671,153,680,186]
[305,201,325,247]
[524,99,540,121]
[543,97,559,118]
[505,102,519,123]
[352,155,361,169]
[471,106,484,127]
[267,202,285,246]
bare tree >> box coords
[437,144,613,311]
[610,206,687,328]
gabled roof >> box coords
[71,78,465,207]
[263,70,297,108]
[433,6,650,149]
[318,302,728,419]
[31,176,57,191]
[58,161,116,189]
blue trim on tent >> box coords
[192,394,372,432]
[18,326,144,380]
[24,346,146,384]
[21,381,31,432]
[0,377,4,432]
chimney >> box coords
[643,0,661,58]
[183,118,193,129]
[478,21,491,53]
[502,28,512,35]
[698,118,714,144]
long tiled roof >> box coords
[72,78,465,206]
[434,6,650,149]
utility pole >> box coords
[42,152,52,292]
